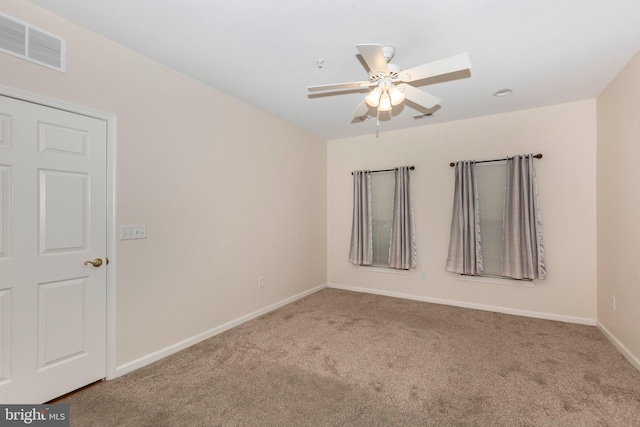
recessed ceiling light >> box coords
[493,88,513,97]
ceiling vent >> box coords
[0,12,65,72]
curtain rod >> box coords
[351,166,414,175]
[449,154,542,167]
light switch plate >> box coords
[120,225,147,240]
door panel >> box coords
[0,95,107,403]
[0,114,10,149]
[38,122,89,157]
[40,170,88,253]
[38,278,88,369]
[0,165,9,258]
[0,289,10,383]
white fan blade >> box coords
[398,84,441,110]
[352,99,370,118]
[308,81,373,92]
[356,44,389,76]
[400,53,471,83]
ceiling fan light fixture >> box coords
[365,87,382,107]
[388,86,406,106]
[378,92,392,112]
[307,44,472,125]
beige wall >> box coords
[328,100,598,322]
[597,51,640,364]
[1,1,327,366]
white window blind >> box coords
[475,162,507,277]
[370,172,394,267]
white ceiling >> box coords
[25,0,640,140]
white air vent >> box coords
[0,12,65,72]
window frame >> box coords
[369,171,395,269]
[468,161,534,285]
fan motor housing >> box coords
[381,45,395,62]
[369,63,401,82]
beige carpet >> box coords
[61,289,640,426]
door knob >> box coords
[84,258,103,267]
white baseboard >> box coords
[114,284,327,377]
[597,322,640,372]
[327,283,596,326]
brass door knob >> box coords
[84,258,103,267]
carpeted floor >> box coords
[61,289,640,426]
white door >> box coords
[0,95,107,403]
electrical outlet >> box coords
[421,271,427,279]
[258,278,264,289]
[610,296,616,311]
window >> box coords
[370,171,394,267]
[475,162,507,277]
[447,155,545,282]
[474,161,535,283]
[350,166,417,271]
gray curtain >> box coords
[388,166,417,270]
[446,161,483,275]
[502,154,546,280]
[349,170,373,266]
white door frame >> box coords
[0,84,118,380]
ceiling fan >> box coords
[308,44,472,120]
